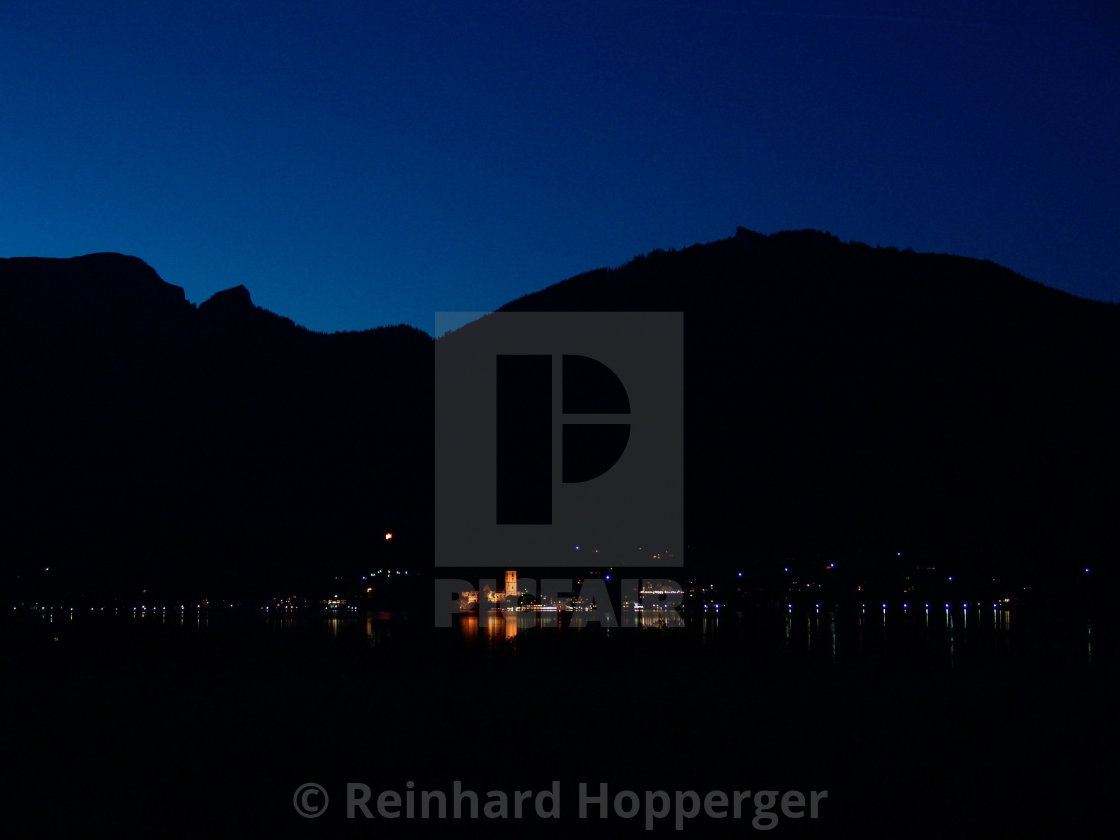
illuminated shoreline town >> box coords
[7,552,1096,628]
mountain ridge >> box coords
[1,230,1116,600]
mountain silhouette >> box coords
[0,253,433,600]
[500,228,1120,588]
[1,231,1116,601]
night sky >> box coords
[2,0,1116,334]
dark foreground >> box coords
[3,604,1115,838]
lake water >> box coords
[4,596,1113,837]
[11,597,1103,670]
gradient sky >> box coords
[2,0,1116,334]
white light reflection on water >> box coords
[21,598,1100,673]
[665,601,1051,669]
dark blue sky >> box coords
[2,0,1116,334]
